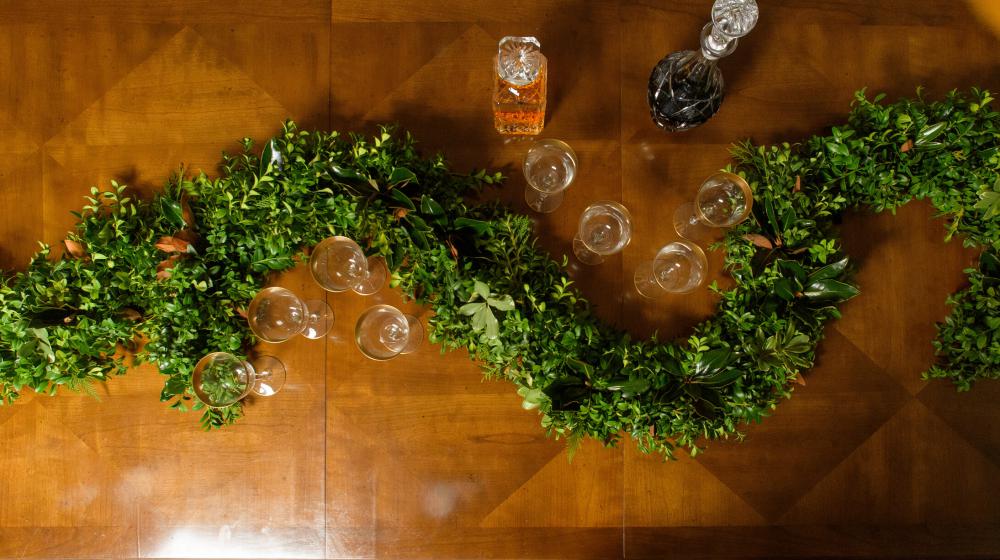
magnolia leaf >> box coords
[473,280,490,300]
[808,257,850,283]
[419,195,445,216]
[389,188,416,211]
[62,238,86,258]
[694,348,733,378]
[914,121,946,146]
[388,166,417,185]
[773,278,796,301]
[487,295,515,311]
[155,236,194,254]
[259,138,282,177]
[160,198,186,230]
[701,368,743,388]
[744,233,773,249]
[803,279,860,303]
[329,164,367,183]
[453,217,492,235]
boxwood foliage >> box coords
[0,88,996,456]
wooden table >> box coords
[1,1,999,558]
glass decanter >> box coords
[647,0,759,132]
[493,36,547,136]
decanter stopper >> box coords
[647,0,758,132]
[493,36,547,136]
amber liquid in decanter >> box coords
[493,65,546,135]
[493,36,547,136]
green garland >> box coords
[0,88,997,456]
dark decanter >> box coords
[647,0,759,132]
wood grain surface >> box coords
[0,1,998,558]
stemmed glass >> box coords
[523,139,578,213]
[355,304,424,361]
[191,352,287,407]
[573,201,633,265]
[310,236,387,295]
[673,171,753,241]
[634,241,708,298]
[247,286,333,343]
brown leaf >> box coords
[156,255,182,272]
[393,207,409,220]
[180,192,196,228]
[235,307,248,319]
[794,372,807,386]
[120,308,142,321]
[901,139,914,153]
[793,175,802,193]
[155,236,191,253]
[446,239,458,260]
[155,269,173,281]
[743,234,774,249]
[63,238,86,258]
[174,228,199,244]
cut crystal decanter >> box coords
[647,0,759,132]
[493,36,547,135]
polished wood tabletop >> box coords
[1,1,999,558]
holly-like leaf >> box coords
[389,189,416,211]
[807,256,850,283]
[974,182,1000,220]
[487,295,515,311]
[473,280,490,300]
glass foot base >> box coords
[573,236,605,265]
[302,299,334,339]
[673,202,714,242]
[251,355,286,396]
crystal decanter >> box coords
[493,36,547,135]
[647,0,759,132]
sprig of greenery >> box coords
[0,88,996,460]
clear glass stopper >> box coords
[496,36,542,86]
[701,0,759,59]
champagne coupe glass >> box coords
[523,139,578,213]
[247,286,333,343]
[355,304,424,361]
[573,201,633,265]
[310,236,388,296]
[191,351,287,407]
[634,241,709,298]
[673,171,753,242]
